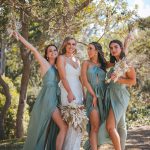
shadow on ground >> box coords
[126,126,150,150]
[0,126,149,150]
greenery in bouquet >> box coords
[60,102,88,133]
[105,57,131,83]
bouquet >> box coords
[60,102,88,133]
[7,6,22,40]
[105,57,131,83]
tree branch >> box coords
[74,0,93,15]
[77,41,88,46]
[97,22,117,42]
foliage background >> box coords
[0,0,149,148]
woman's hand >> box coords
[92,95,97,107]
[110,73,117,81]
[67,91,76,103]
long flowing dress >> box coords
[84,65,111,149]
[104,67,130,149]
[23,66,60,150]
[59,62,83,150]
[84,66,129,149]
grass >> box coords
[0,138,25,150]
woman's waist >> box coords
[60,80,82,86]
[65,76,80,81]
[87,75,105,83]
[42,81,60,95]
[43,80,59,86]
[59,80,83,91]
[90,81,106,88]
[108,82,127,89]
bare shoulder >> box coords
[57,55,66,63]
[57,55,66,68]
[82,60,90,67]
[126,65,136,77]
[58,55,65,60]
[129,65,135,72]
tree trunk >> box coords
[74,0,93,15]
[16,59,31,138]
[0,75,11,140]
[15,0,93,138]
[16,5,31,138]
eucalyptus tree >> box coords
[1,0,137,138]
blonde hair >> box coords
[59,37,77,55]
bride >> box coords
[57,37,83,150]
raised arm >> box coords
[81,61,97,107]
[56,55,75,102]
[123,32,134,55]
[13,31,50,77]
[106,33,134,69]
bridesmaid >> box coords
[81,42,107,150]
[105,40,136,150]
[13,31,67,150]
[82,36,133,150]
[98,35,134,150]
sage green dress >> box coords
[84,65,108,149]
[84,66,129,149]
[23,66,60,150]
[85,66,106,122]
[103,67,130,149]
[104,67,130,126]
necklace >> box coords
[65,54,73,59]
[90,60,101,67]
[90,60,99,65]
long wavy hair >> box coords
[89,42,107,71]
[59,37,77,55]
[109,40,125,63]
[44,44,58,63]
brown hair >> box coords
[89,42,107,71]
[44,44,58,62]
[109,40,125,63]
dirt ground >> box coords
[99,126,150,150]
[125,126,150,150]
[0,126,149,150]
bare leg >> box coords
[117,114,127,150]
[89,109,100,150]
[52,108,68,150]
[106,108,121,150]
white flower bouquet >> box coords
[105,57,131,83]
[60,102,88,133]
[7,21,21,40]
[7,11,22,40]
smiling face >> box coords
[46,45,58,60]
[87,44,98,59]
[109,42,123,58]
[65,39,76,55]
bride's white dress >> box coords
[60,62,83,150]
